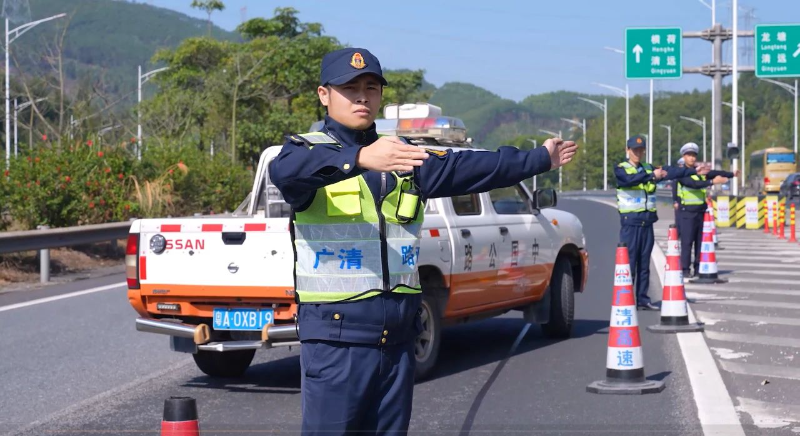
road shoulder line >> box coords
[652,232,745,436]
[0,282,126,312]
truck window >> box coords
[489,185,532,214]
[451,194,481,216]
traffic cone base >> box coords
[588,244,666,395]
[648,225,704,333]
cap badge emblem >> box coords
[350,52,366,69]
[636,138,642,144]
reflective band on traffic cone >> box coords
[790,204,797,244]
[690,211,728,284]
[161,397,200,436]
[706,201,721,249]
[648,225,704,333]
[780,203,786,240]
[773,202,779,237]
[587,243,665,395]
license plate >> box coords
[213,308,274,331]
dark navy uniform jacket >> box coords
[676,169,735,213]
[614,162,698,227]
[269,116,552,345]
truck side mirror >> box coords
[533,188,557,210]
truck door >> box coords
[486,184,549,302]
[446,192,501,311]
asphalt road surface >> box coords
[0,199,702,435]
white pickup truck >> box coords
[126,110,589,379]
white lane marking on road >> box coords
[735,269,800,277]
[736,397,800,430]
[705,330,800,348]
[710,347,752,360]
[709,262,799,270]
[728,277,800,286]
[651,243,746,436]
[0,282,126,313]
[720,360,800,381]
[695,311,800,326]
[707,300,800,310]
[686,286,800,297]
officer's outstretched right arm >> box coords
[269,139,365,210]
[614,165,653,187]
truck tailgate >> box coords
[136,217,294,299]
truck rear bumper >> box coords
[134,317,300,352]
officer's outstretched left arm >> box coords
[416,146,553,199]
[661,165,698,181]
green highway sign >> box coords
[625,27,682,80]
[755,24,800,78]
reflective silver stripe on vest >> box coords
[298,132,337,144]
[294,223,422,295]
[296,273,420,294]
[617,189,647,210]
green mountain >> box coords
[429,83,619,147]
[11,0,238,98]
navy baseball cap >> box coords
[320,48,388,87]
[626,135,647,149]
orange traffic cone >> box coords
[690,210,728,284]
[706,201,722,250]
[648,225,704,333]
[587,243,666,395]
[161,397,200,436]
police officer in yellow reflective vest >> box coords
[269,47,578,435]
[675,142,736,277]
[615,135,704,310]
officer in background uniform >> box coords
[673,157,685,225]
[675,142,737,277]
[615,135,705,310]
[269,47,578,435]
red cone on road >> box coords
[587,243,665,395]
[161,397,200,436]
[690,210,728,284]
[648,225,704,333]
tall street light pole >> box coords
[527,138,538,191]
[660,124,672,165]
[137,65,169,161]
[4,13,66,169]
[540,129,563,191]
[578,97,608,190]
[723,101,746,190]
[561,117,587,191]
[697,0,716,173]
[593,82,629,141]
[760,78,798,155]
[680,115,707,165]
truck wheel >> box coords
[414,293,442,380]
[192,349,255,378]
[541,258,575,339]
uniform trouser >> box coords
[679,209,704,273]
[619,224,654,305]
[301,339,415,435]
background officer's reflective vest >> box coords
[290,132,424,304]
[616,162,657,213]
[677,175,707,206]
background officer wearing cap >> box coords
[269,47,578,435]
[615,135,704,310]
[675,142,737,277]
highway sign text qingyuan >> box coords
[755,24,800,78]
[625,27,682,80]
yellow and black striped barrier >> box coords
[713,195,786,230]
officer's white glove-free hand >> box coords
[543,138,578,170]
[356,136,429,172]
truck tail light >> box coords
[765,177,771,185]
[793,180,799,186]
[126,233,140,289]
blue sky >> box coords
[152,0,800,101]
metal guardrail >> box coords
[0,221,132,283]
[0,221,131,255]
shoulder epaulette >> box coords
[285,132,341,148]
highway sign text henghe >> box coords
[625,27,682,79]
[755,24,800,78]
